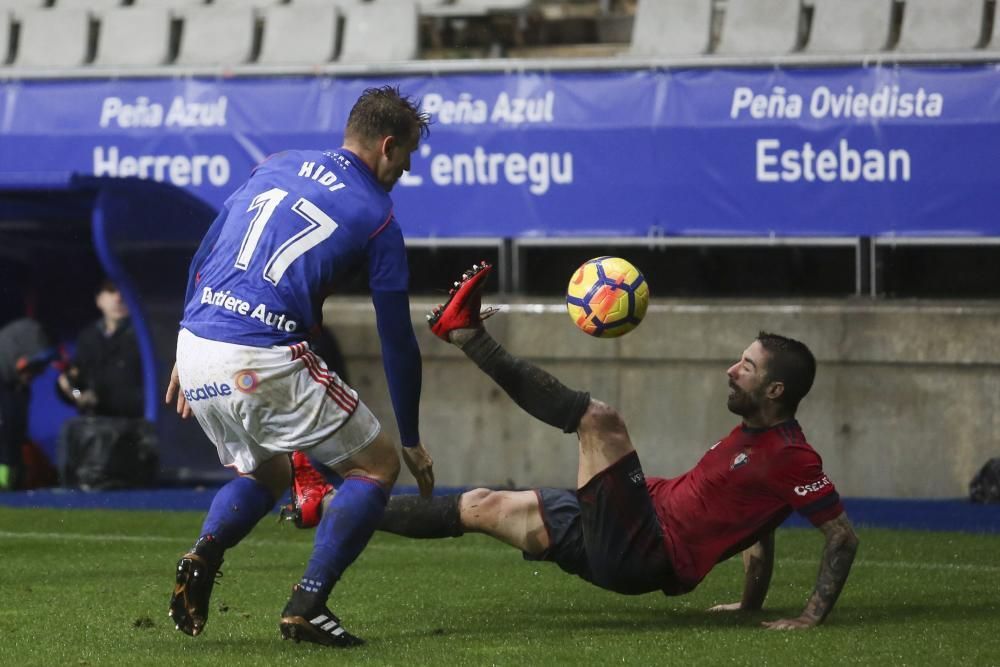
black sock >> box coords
[284,585,326,616]
[378,494,463,538]
[461,329,590,433]
[191,534,224,566]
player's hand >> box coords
[165,362,192,419]
[707,602,744,612]
[761,615,819,630]
[75,389,99,410]
[401,443,434,498]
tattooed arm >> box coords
[762,512,859,630]
[708,531,775,612]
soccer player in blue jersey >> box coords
[165,86,432,648]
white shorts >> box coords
[176,328,381,474]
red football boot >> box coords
[279,451,333,529]
[427,261,496,341]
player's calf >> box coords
[430,263,590,433]
[458,327,591,434]
[379,493,464,538]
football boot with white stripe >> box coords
[279,585,364,647]
[168,536,223,637]
[427,261,498,341]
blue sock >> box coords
[300,476,388,598]
[199,476,275,550]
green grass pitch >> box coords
[1,507,999,666]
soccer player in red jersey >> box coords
[340,263,858,629]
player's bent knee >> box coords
[461,488,538,528]
[579,400,627,439]
[366,449,400,489]
[368,456,400,489]
[459,488,506,531]
[462,487,493,504]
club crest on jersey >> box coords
[234,370,260,394]
[730,451,750,471]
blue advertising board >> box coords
[1,65,998,238]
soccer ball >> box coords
[566,256,649,338]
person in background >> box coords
[0,317,56,490]
[57,279,143,418]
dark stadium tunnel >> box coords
[0,175,221,480]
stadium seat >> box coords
[132,0,207,9]
[715,0,802,56]
[629,0,712,58]
[56,0,125,12]
[291,0,362,9]
[0,11,10,65]
[0,0,47,15]
[213,0,285,10]
[257,3,339,66]
[174,5,255,67]
[896,0,985,52]
[340,1,419,63]
[804,0,893,54]
[989,4,1000,50]
[93,7,172,68]
[11,7,91,69]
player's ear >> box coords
[379,135,396,158]
[766,381,784,401]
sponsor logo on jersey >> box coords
[234,370,260,394]
[794,475,832,496]
[628,468,645,486]
[183,382,232,402]
[730,451,750,470]
[200,286,298,333]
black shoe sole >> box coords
[168,555,215,636]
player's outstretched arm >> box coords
[401,443,434,498]
[762,512,859,630]
[708,531,775,613]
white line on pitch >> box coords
[1,530,998,575]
